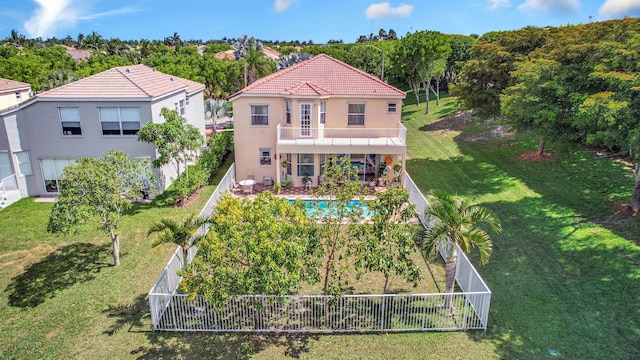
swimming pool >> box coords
[289,199,373,218]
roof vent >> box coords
[126,68,130,73]
[170,77,174,81]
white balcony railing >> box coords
[0,174,17,204]
[277,124,406,147]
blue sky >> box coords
[1,1,640,43]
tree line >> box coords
[450,17,640,212]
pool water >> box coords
[289,199,373,218]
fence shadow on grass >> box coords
[5,242,111,308]
[104,293,319,359]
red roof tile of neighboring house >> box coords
[61,45,92,62]
[214,50,235,60]
[214,46,281,61]
[37,64,204,100]
[0,78,31,93]
[229,54,405,99]
[261,45,281,60]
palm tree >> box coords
[417,191,502,308]
[147,214,210,271]
[232,35,272,85]
[42,69,79,91]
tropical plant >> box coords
[417,191,502,308]
[147,214,210,271]
[180,192,320,306]
[353,188,421,293]
[47,150,154,266]
[137,108,204,178]
[232,35,274,85]
[277,52,313,70]
[42,68,79,90]
[310,157,369,295]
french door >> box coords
[300,103,312,137]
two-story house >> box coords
[229,54,406,187]
[0,64,205,206]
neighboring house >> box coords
[0,64,205,206]
[0,78,31,111]
[229,54,406,187]
[214,45,281,60]
[61,45,92,62]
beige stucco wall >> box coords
[233,95,405,187]
[0,89,30,111]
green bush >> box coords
[170,132,233,206]
[172,165,208,205]
[199,131,233,179]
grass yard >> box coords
[1,94,639,359]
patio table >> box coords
[238,179,256,186]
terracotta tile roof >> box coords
[38,64,204,100]
[261,45,281,60]
[215,47,281,60]
[229,54,405,99]
[0,78,31,92]
[61,45,92,62]
[214,50,235,60]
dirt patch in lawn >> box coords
[176,185,206,208]
[517,152,556,161]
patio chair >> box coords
[263,176,273,186]
[242,184,253,195]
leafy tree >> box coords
[353,188,421,293]
[501,58,568,155]
[47,150,154,267]
[147,214,210,271]
[417,191,501,308]
[137,108,204,179]
[310,157,369,295]
[391,31,451,109]
[180,192,320,306]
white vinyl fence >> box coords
[149,167,492,332]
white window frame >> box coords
[388,103,397,113]
[59,107,82,136]
[179,99,185,115]
[320,101,326,124]
[99,107,141,136]
[285,100,291,124]
[300,103,312,137]
[297,153,314,177]
[185,96,190,107]
[41,158,75,193]
[15,151,32,176]
[347,103,365,126]
[259,148,272,166]
[251,105,269,126]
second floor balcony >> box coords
[277,124,406,147]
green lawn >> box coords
[1,97,639,359]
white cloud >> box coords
[599,0,640,19]
[490,0,511,10]
[24,0,138,38]
[518,0,581,13]
[366,2,414,19]
[274,0,295,13]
